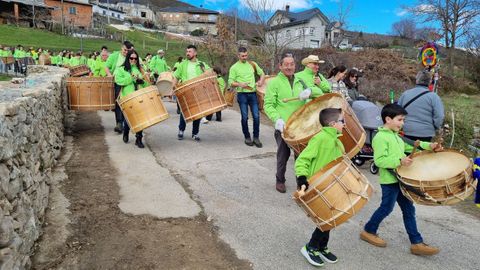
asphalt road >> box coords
[99,103,480,270]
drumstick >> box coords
[282,97,300,103]
[409,140,420,158]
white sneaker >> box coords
[201,117,209,124]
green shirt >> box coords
[13,49,26,59]
[173,59,210,83]
[264,72,306,123]
[228,61,264,93]
[93,59,107,77]
[70,57,81,67]
[217,76,226,94]
[105,51,126,74]
[0,49,10,57]
[87,58,96,71]
[149,55,169,74]
[294,67,331,97]
[80,55,88,65]
[295,127,345,178]
[114,66,149,97]
[373,127,431,184]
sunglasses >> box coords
[130,57,138,60]
[335,119,345,124]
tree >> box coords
[329,0,353,47]
[391,18,417,39]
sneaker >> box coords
[244,138,254,146]
[192,134,201,141]
[253,138,263,148]
[410,243,439,256]
[114,122,123,133]
[300,245,324,267]
[318,247,338,263]
[201,118,209,124]
[177,130,184,140]
[135,137,145,148]
[360,230,387,247]
[123,133,129,143]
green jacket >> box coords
[50,55,58,65]
[87,58,96,71]
[114,65,149,97]
[13,49,26,59]
[93,59,107,77]
[62,57,70,66]
[294,67,331,97]
[173,59,210,83]
[217,76,226,94]
[70,57,81,67]
[264,72,306,123]
[0,49,11,57]
[295,127,345,178]
[228,60,264,93]
[373,127,431,184]
[149,55,169,74]
[106,51,126,74]
[80,55,88,65]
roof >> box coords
[157,6,219,14]
[1,0,52,8]
[268,8,330,30]
[94,3,125,13]
[46,0,92,6]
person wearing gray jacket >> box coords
[398,70,445,142]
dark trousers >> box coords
[404,134,433,142]
[364,183,423,244]
[123,119,143,139]
[274,130,296,183]
[114,83,124,124]
[206,111,222,121]
[178,103,200,135]
[237,92,260,139]
[308,228,330,249]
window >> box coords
[69,7,76,15]
[111,12,115,16]
[141,11,146,18]
[310,40,320,48]
[309,27,314,35]
[286,30,291,38]
[207,15,217,22]
[117,14,120,18]
[103,10,106,15]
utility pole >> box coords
[32,0,35,28]
[107,0,110,24]
[61,0,65,34]
[234,10,237,43]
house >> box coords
[156,6,219,35]
[266,5,348,49]
[0,0,53,27]
[92,2,125,21]
[44,0,92,29]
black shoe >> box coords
[192,134,201,141]
[178,130,184,140]
[300,245,325,267]
[123,133,129,143]
[135,138,144,148]
[216,118,222,122]
[253,138,263,148]
[244,138,254,146]
[177,107,180,114]
[114,122,123,133]
[318,247,338,263]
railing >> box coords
[187,17,216,23]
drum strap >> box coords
[402,91,430,109]
[298,78,308,90]
[248,61,260,82]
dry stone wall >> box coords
[0,66,70,269]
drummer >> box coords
[360,103,442,256]
[149,49,170,83]
[113,49,150,149]
[228,47,265,148]
[264,53,313,193]
[92,51,109,77]
[295,55,331,97]
[172,44,210,142]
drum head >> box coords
[397,151,470,181]
[156,81,173,95]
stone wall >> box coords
[0,66,70,269]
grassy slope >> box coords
[0,25,186,64]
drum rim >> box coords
[118,85,159,105]
[174,75,217,93]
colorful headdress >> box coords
[418,42,439,68]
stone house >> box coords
[0,0,53,27]
[156,6,218,35]
[266,6,348,49]
[44,0,92,29]
[92,2,125,21]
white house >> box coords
[266,6,348,49]
[92,3,125,21]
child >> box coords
[295,108,345,267]
[360,103,442,256]
[205,66,225,122]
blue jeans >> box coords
[237,92,260,139]
[364,183,423,244]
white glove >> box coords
[299,88,312,101]
[275,119,285,132]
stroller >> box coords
[351,100,383,174]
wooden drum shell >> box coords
[256,75,275,112]
[66,77,115,111]
[69,64,90,77]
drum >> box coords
[282,93,366,158]
[256,75,275,112]
[118,86,169,133]
[293,156,373,231]
[38,54,51,65]
[69,64,90,77]
[66,77,115,111]
[174,70,227,122]
[224,88,236,107]
[396,150,477,206]
[156,71,174,96]
[1,56,14,65]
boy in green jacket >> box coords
[360,103,442,256]
[295,108,344,267]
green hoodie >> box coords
[295,127,345,178]
[173,59,210,83]
[264,72,306,123]
[294,67,331,97]
[373,126,431,184]
[149,55,169,74]
[114,65,149,97]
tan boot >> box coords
[410,243,439,256]
[360,230,387,247]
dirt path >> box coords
[33,112,251,270]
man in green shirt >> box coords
[149,49,170,82]
[105,41,134,133]
[295,55,331,98]
[228,47,265,148]
[172,44,210,141]
[264,53,313,193]
[93,51,109,77]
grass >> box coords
[0,25,187,64]
[0,74,11,81]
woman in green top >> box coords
[114,50,149,149]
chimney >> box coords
[285,4,290,13]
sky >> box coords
[186,0,425,35]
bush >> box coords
[190,29,205,36]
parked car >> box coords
[338,43,348,50]
[352,45,364,52]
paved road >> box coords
[99,103,480,270]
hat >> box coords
[157,49,165,54]
[415,70,432,86]
[301,55,325,65]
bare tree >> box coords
[391,18,417,39]
[330,0,353,47]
